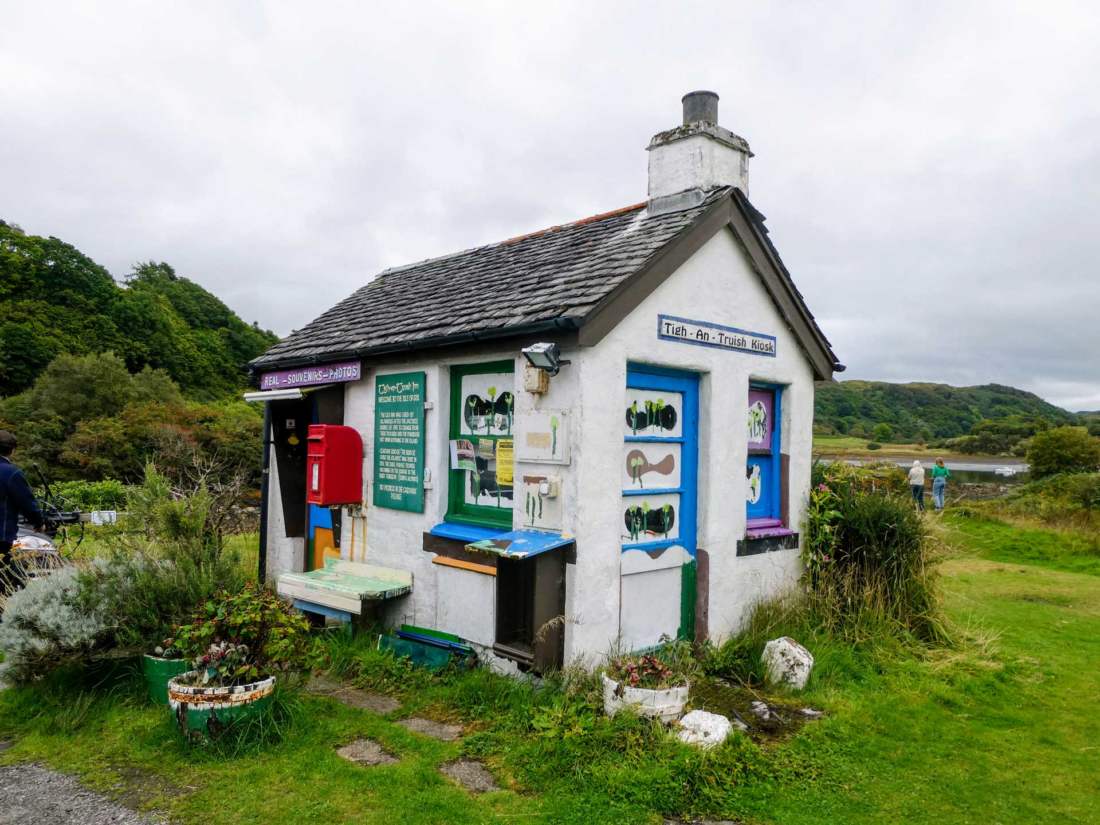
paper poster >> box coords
[476,437,496,460]
[449,438,477,472]
[496,438,514,485]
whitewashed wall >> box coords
[573,225,815,656]
[263,221,816,662]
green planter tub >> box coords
[142,654,191,705]
[167,672,275,734]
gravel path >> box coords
[0,764,155,824]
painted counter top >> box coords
[277,559,412,614]
[465,529,574,559]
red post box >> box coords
[305,424,363,506]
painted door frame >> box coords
[622,363,699,642]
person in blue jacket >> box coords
[0,430,45,598]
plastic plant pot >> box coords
[167,672,276,734]
[142,654,191,706]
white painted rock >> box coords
[761,636,814,690]
[676,710,733,749]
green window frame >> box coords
[446,360,516,529]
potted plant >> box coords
[142,635,190,706]
[602,645,692,723]
[166,585,310,735]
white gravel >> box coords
[0,764,155,824]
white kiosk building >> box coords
[249,91,842,672]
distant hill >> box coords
[0,220,277,399]
[815,380,1077,441]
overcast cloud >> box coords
[2,1,1098,410]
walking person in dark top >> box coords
[0,430,45,599]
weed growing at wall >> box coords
[803,462,948,643]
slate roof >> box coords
[251,187,841,375]
[251,189,731,369]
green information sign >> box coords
[372,371,426,512]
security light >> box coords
[522,342,570,376]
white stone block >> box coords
[761,636,814,690]
[676,709,734,749]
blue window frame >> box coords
[746,383,783,527]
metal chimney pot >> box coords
[682,90,719,125]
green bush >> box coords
[1027,426,1100,478]
[983,472,1100,531]
[0,566,111,683]
[169,585,311,685]
[866,441,882,450]
[50,479,129,511]
[804,462,946,642]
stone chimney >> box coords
[647,91,752,215]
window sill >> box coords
[736,529,799,557]
[430,521,509,543]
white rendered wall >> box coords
[648,134,750,199]
[262,224,816,660]
[572,224,815,655]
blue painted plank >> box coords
[430,521,508,543]
[292,599,353,623]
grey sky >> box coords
[2,1,1098,410]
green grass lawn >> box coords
[2,517,1099,823]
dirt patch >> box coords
[397,717,463,741]
[1015,593,1074,607]
[440,759,498,793]
[0,740,12,753]
[689,678,822,740]
[0,763,156,824]
[108,765,184,812]
[307,676,401,714]
[337,738,398,766]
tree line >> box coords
[0,220,277,488]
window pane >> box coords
[621,493,680,543]
[747,388,774,451]
[459,372,515,437]
[624,389,683,437]
[622,443,681,489]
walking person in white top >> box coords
[907,460,926,511]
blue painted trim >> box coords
[746,383,784,523]
[624,435,686,444]
[621,538,681,552]
[292,599,353,623]
[624,364,698,564]
[430,521,508,543]
[622,487,680,498]
[657,314,777,358]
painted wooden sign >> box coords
[260,360,361,390]
[372,371,426,512]
[657,314,776,358]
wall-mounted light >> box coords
[521,342,570,376]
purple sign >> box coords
[260,360,362,391]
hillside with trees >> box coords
[815,380,1079,454]
[0,220,278,485]
[0,220,276,399]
